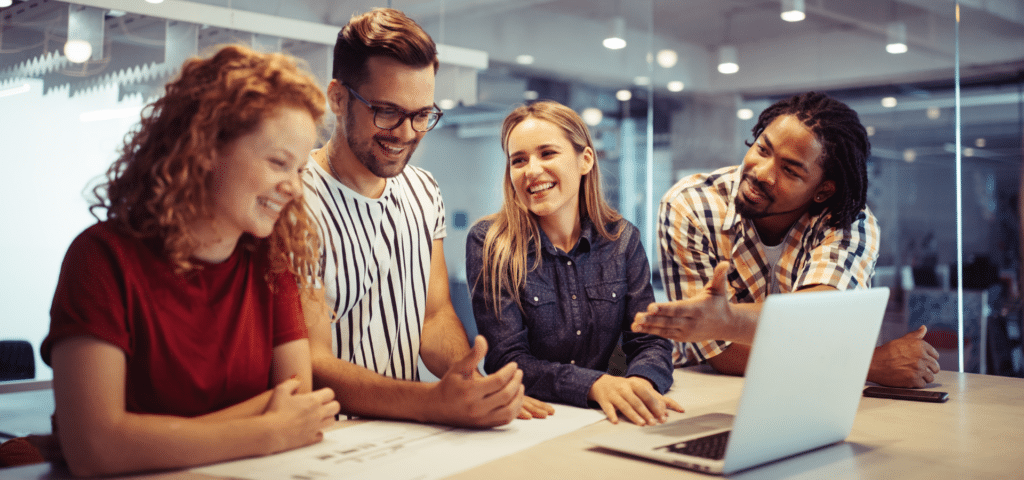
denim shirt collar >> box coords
[537,216,594,257]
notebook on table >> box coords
[589,287,890,475]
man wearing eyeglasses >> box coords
[301,8,527,428]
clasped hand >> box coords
[264,378,341,454]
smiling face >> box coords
[208,105,317,242]
[334,55,436,180]
[506,117,594,231]
[736,114,834,241]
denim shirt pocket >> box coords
[584,280,628,324]
[522,281,560,334]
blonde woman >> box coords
[467,101,683,425]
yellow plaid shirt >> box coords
[658,166,880,366]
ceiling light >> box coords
[66,5,104,63]
[926,106,941,120]
[903,149,916,163]
[780,0,805,22]
[582,108,603,126]
[656,49,678,68]
[515,54,534,65]
[667,81,684,92]
[63,39,93,63]
[881,96,897,108]
[717,45,738,74]
[886,22,907,54]
[737,108,754,120]
[866,126,876,136]
[523,90,539,101]
[438,99,456,110]
[603,17,627,50]
[633,76,650,86]
[963,147,975,157]
[145,0,165,4]
[0,0,13,7]
[975,138,986,148]
[616,89,632,102]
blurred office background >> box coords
[2,0,1022,384]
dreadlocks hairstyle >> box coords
[749,91,871,228]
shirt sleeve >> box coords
[618,224,674,394]
[795,209,880,290]
[272,272,308,346]
[656,188,732,366]
[466,222,602,408]
[43,226,132,365]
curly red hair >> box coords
[91,44,326,286]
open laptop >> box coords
[589,287,890,475]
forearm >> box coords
[311,351,434,422]
[621,334,675,393]
[59,400,279,476]
[706,343,750,376]
[420,309,471,377]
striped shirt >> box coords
[657,165,879,366]
[303,161,446,380]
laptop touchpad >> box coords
[647,413,735,438]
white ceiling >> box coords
[4,0,1022,96]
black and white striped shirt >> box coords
[303,161,446,381]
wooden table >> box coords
[5,367,1023,479]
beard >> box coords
[734,175,775,219]
[734,175,806,220]
[345,108,419,179]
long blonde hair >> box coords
[475,100,623,316]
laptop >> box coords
[589,287,890,475]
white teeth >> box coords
[259,197,285,213]
[528,182,555,194]
[379,142,405,155]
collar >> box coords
[538,216,594,256]
[722,166,744,232]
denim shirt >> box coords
[466,217,674,408]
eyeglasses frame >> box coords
[344,84,444,133]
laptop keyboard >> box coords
[655,430,731,460]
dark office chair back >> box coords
[0,340,35,381]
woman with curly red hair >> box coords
[39,44,339,476]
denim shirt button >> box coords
[612,292,617,298]
[533,296,539,302]
[570,360,575,365]
[567,260,572,266]
[572,294,577,300]
[576,330,581,335]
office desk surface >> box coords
[5,368,1023,479]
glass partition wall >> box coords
[1,0,1021,382]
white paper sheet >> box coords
[194,404,606,479]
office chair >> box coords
[0,340,35,381]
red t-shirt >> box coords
[42,221,307,417]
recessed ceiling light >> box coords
[515,54,534,65]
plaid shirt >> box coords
[657,165,880,366]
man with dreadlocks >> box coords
[632,92,940,388]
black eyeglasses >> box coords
[345,85,444,132]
